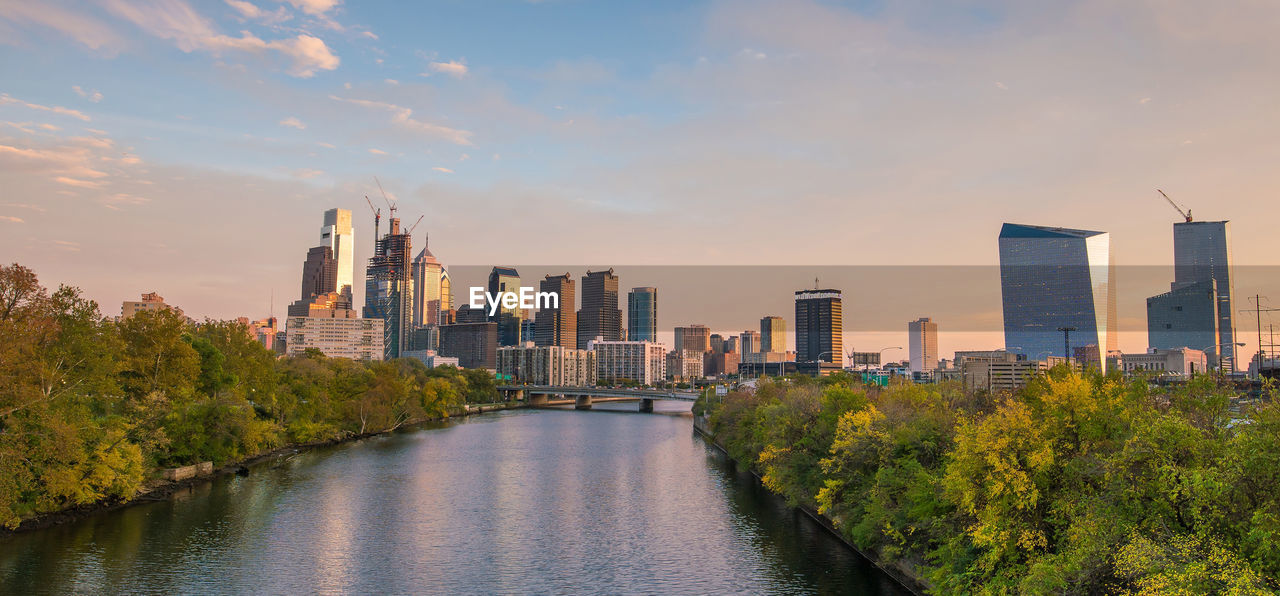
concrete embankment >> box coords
[692,415,931,596]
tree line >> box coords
[699,368,1280,594]
[0,263,499,529]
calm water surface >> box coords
[0,404,909,595]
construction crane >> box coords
[375,176,397,221]
[405,214,425,236]
[1157,189,1192,223]
[364,195,381,246]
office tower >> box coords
[709,333,725,354]
[723,335,740,354]
[589,339,667,386]
[998,223,1115,371]
[300,246,337,300]
[364,217,414,359]
[1148,281,1220,361]
[536,273,577,348]
[578,269,622,349]
[286,310,383,361]
[321,208,354,303]
[760,316,787,354]
[674,324,712,353]
[455,304,488,324]
[627,287,658,342]
[740,330,761,354]
[411,234,449,327]
[438,321,498,369]
[1146,220,1236,369]
[488,266,523,346]
[908,317,939,372]
[795,288,844,369]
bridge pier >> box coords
[527,392,547,407]
[639,398,654,413]
[575,395,593,410]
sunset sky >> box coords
[2,0,1279,356]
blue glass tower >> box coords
[998,223,1115,371]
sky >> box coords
[2,0,1279,357]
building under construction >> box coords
[364,216,414,359]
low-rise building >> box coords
[286,310,383,360]
[122,292,180,319]
[1120,347,1208,379]
[666,349,704,382]
[402,349,460,369]
[496,344,596,386]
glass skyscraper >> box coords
[998,223,1115,371]
[488,266,523,346]
[1170,221,1236,369]
[627,287,657,342]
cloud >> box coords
[53,240,81,251]
[0,93,91,121]
[329,95,474,145]
[425,60,468,78]
[3,203,47,212]
[292,168,324,178]
[383,78,398,85]
[0,142,109,179]
[995,81,1008,90]
[316,141,335,148]
[432,166,453,173]
[1139,97,1152,104]
[100,0,339,77]
[0,216,24,223]
[72,85,104,102]
[54,176,106,188]
[0,1,123,50]
[282,0,341,16]
[368,148,387,155]
[279,116,306,129]
[224,0,290,24]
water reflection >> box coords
[0,410,909,595]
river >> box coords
[0,404,910,595]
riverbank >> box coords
[693,414,930,595]
[1,401,526,536]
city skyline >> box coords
[3,0,1279,332]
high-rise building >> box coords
[1146,220,1237,369]
[760,316,787,354]
[321,208,354,304]
[1147,280,1220,362]
[589,339,666,386]
[121,292,179,319]
[439,321,498,369]
[627,287,658,342]
[536,273,577,349]
[674,324,712,353]
[487,266,523,346]
[411,233,449,327]
[300,246,337,300]
[709,333,726,354]
[497,345,596,386]
[740,329,761,354]
[578,269,622,349]
[364,217,414,359]
[795,288,844,371]
[723,335,740,354]
[908,317,939,372]
[286,310,383,361]
[998,223,1115,372]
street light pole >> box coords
[1057,327,1077,362]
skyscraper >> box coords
[760,316,787,354]
[488,267,523,346]
[908,317,938,373]
[411,234,449,327]
[578,268,622,349]
[627,287,658,342]
[795,288,844,369]
[536,273,577,349]
[300,246,337,301]
[1149,220,1237,369]
[364,217,414,359]
[740,329,761,354]
[321,208,354,304]
[998,223,1115,371]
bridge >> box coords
[496,385,701,412]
